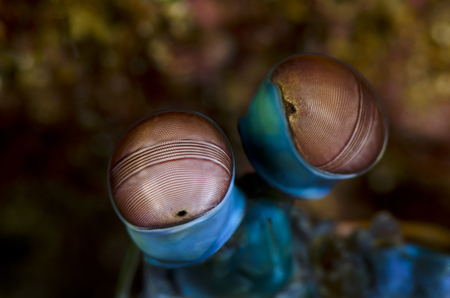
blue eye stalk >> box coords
[173,199,296,298]
[108,110,246,268]
[239,53,388,199]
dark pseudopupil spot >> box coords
[284,100,296,116]
[177,210,187,217]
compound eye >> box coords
[108,111,233,229]
[272,54,386,174]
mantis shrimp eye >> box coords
[108,111,245,267]
[109,111,233,229]
[272,55,385,174]
[239,53,388,199]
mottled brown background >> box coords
[1,0,450,297]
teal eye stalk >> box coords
[108,111,245,268]
[239,53,388,199]
[172,199,296,298]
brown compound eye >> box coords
[271,54,386,174]
[108,111,233,229]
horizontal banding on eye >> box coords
[110,139,232,194]
[117,163,229,227]
[108,111,235,229]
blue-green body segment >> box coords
[369,244,450,298]
[173,199,295,298]
[239,79,349,199]
[412,245,450,297]
[368,245,415,297]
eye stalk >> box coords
[239,53,388,199]
[108,111,245,267]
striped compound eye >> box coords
[239,54,388,199]
[271,55,385,174]
[108,111,233,229]
[108,111,245,267]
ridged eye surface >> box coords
[271,54,386,174]
[109,111,233,229]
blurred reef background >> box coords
[1,0,450,297]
